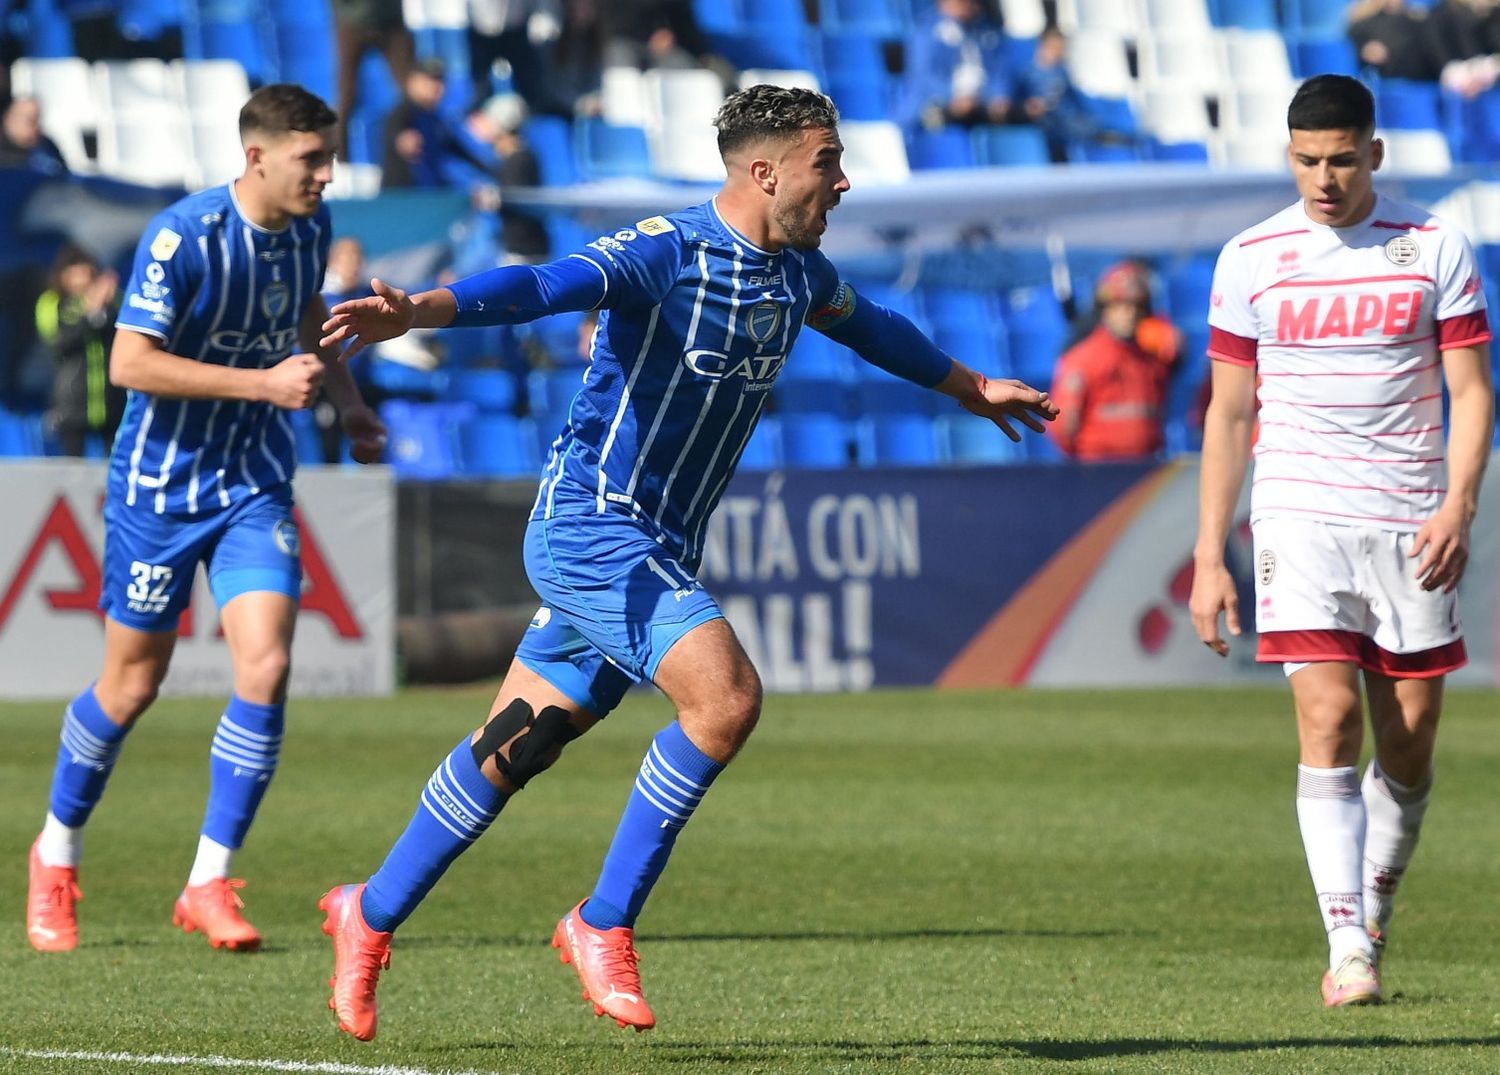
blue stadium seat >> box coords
[346,51,403,163]
[819,0,911,36]
[1452,88,1500,162]
[1023,429,1065,462]
[1280,0,1347,37]
[288,409,326,465]
[1004,285,1068,389]
[379,400,471,479]
[856,414,946,466]
[972,125,1052,167]
[192,9,273,86]
[525,116,581,186]
[1164,255,1217,324]
[781,413,851,468]
[708,29,819,73]
[777,377,850,415]
[1148,139,1210,162]
[820,32,894,121]
[741,0,808,30]
[0,408,45,457]
[574,117,652,180]
[1377,79,1442,130]
[692,0,743,34]
[737,415,784,471]
[368,359,447,398]
[460,414,540,478]
[276,28,335,101]
[1071,140,1142,163]
[938,414,1022,465]
[851,366,938,415]
[447,369,521,413]
[933,323,1012,379]
[906,128,977,170]
[782,328,853,380]
[924,286,1000,332]
[855,282,924,326]
[1290,35,1359,79]
[1212,0,1278,29]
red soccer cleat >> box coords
[1321,950,1383,1008]
[27,838,81,953]
[320,884,392,1042]
[173,878,263,952]
[551,901,656,1031]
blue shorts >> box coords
[515,512,724,716]
[100,485,302,632]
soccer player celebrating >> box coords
[316,84,1057,1040]
[1191,74,1492,1007]
[25,84,386,955]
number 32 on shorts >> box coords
[126,560,174,614]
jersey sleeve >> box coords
[312,207,333,296]
[567,215,685,309]
[114,211,204,343]
[800,250,847,329]
[1206,239,1258,366]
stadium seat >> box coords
[821,36,894,121]
[186,1,273,86]
[777,377,850,416]
[447,369,521,413]
[1004,285,1068,389]
[525,116,582,187]
[275,23,336,102]
[1140,85,1214,144]
[818,0,911,36]
[1138,30,1224,97]
[288,408,327,465]
[938,414,1023,464]
[20,0,75,57]
[1140,0,1212,33]
[368,358,447,398]
[737,415,784,471]
[527,367,587,422]
[740,0,809,31]
[0,408,45,457]
[933,323,1012,379]
[841,120,911,185]
[1065,30,1134,99]
[781,412,852,468]
[1222,85,1293,136]
[574,117,652,180]
[1164,255,1217,324]
[10,57,95,171]
[999,0,1049,38]
[641,68,726,181]
[852,365,939,416]
[783,329,853,380]
[1213,130,1288,169]
[1211,0,1278,30]
[708,28,820,74]
[972,125,1052,167]
[1377,80,1443,132]
[906,128,976,170]
[1379,129,1454,176]
[692,0,743,35]
[1281,0,1347,37]
[1058,0,1141,38]
[379,400,470,479]
[1290,35,1359,79]
[1148,139,1211,162]
[600,66,648,127]
[459,413,540,478]
[738,68,821,92]
[856,414,946,466]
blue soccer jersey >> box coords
[532,199,841,565]
[111,183,331,515]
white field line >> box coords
[0,1048,512,1075]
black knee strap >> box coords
[471,699,581,788]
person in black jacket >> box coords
[36,244,124,456]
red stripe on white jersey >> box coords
[1252,504,1428,524]
[1258,359,1441,375]
[1254,447,1445,463]
[1256,421,1444,437]
[1252,475,1446,494]
[1250,273,1434,304]
[1260,334,1437,352]
[1240,228,1312,247]
[1437,310,1491,348]
[1258,392,1443,409]
[1371,220,1439,231]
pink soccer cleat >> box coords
[552,901,655,1031]
[1321,950,1382,1007]
[320,884,392,1042]
[27,838,81,953]
[173,878,262,952]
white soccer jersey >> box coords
[1208,194,1491,532]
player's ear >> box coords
[1370,137,1384,173]
[749,156,776,194]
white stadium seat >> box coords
[1057,0,1141,38]
[1379,128,1454,176]
[1135,0,1211,33]
[1066,30,1134,99]
[1219,30,1295,92]
[642,68,726,182]
[738,68,822,92]
[998,0,1049,38]
[600,66,648,127]
[1138,29,1225,97]
[1222,87,1292,137]
[1141,84,1213,144]
[839,119,910,186]
[1212,130,1288,170]
[10,57,97,172]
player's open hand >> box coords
[320,278,415,358]
[1411,506,1470,593]
[263,353,325,410]
[1189,560,1240,657]
[341,403,388,465]
[961,377,1060,441]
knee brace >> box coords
[471,699,582,789]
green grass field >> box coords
[4,686,1500,1075]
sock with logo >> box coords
[581,721,724,930]
[199,696,284,856]
[1296,764,1374,966]
[41,686,131,866]
[1362,760,1433,937]
[361,738,509,933]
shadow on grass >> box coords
[397,925,1138,951]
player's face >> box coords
[252,127,337,220]
[1288,127,1382,228]
[770,126,850,250]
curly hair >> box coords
[239,83,338,141]
[714,84,840,156]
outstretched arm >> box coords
[321,257,609,357]
[815,289,1057,440]
[301,294,387,464]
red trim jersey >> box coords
[1207,194,1491,532]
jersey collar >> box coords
[710,197,777,259]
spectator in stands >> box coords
[381,59,497,189]
[602,0,734,87]
[1013,26,1131,164]
[1048,261,1169,460]
[1427,0,1500,98]
[470,92,550,264]
[0,97,69,176]
[469,0,562,115]
[36,243,123,457]
[333,0,416,162]
[900,0,1013,132]
[1346,0,1445,82]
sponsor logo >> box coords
[746,273,782,287]
[1257,548,1275,586]
[150,227,182,261]
[259,247,288,262]
[746,300,783,343]
[1384,235,1419,265]
[260,281,290,321]
[1463,274,1482,297]
[145,262,165,283]
[209,326,301,357]
[530,606,552,629]
[684,348,787,383]
[636,215,674,236]
[1275,291,1423,341]
[273,518,299,556]
[808,281,856,331]
[1277,249,1299,272]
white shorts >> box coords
[1251,516,1465,679]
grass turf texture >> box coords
[4,686,1500,1075]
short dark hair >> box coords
[713,84,840,157]
[239,83,338,143]
[1287,74,1375,135]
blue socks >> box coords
[361,738,508,933]
[49,686,129,826]
[582,721,724,930]
[201,695,285,849]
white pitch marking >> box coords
[0,1048,508,1075]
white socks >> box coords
[1296,764,1374,966]
[187,835,235,888]
[1362,760,1432,936]
[37,812,83,868]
